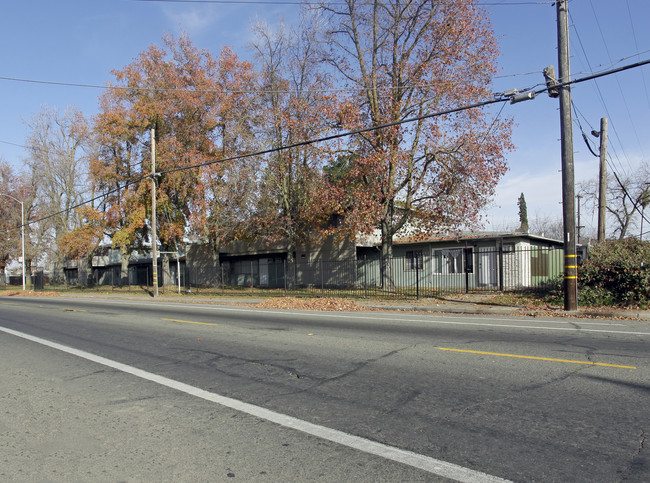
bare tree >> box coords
[249,13,337,265]
[529,214,565,241]
[578,162,650,240]
[0,158,36,277]
[491,212,564,241]
[24,106,93,266]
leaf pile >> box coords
[254,296,371,311]
[0,290,61,297]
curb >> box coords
[4,291,650,321]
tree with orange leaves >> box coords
[321,0,513,287]
[59,205,106,261]
[91,34,258,283]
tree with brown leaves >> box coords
[91,34,258,283]
[321,0,513,287]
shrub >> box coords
[578,238,650,307]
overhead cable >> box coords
[4,57,650,233]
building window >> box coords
[405,250,423,270]
[531,249,549,277]
[433,249,463,274]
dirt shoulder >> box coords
[0,290,61,297]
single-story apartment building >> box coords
[218,231,565,293]
[58,231,567,294]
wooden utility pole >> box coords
[597,117,608,242]
[556,0,578,311]
[151,127,159,298]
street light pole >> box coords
[1,193,26,291]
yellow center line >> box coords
[1,302,21,306]
[62,308,87,312]
[163,318,217,326]
[436,347,637,370]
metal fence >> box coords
[216,246,564,298]
[3,246,564,299]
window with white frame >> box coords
[432,249,463,274]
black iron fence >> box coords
[3,246,564,299]
[216,246,564,298]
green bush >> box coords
[578,238,650,307]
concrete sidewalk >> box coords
[361,297,650,321]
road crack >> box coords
[617,430,646,482]
[170,346,304,381]
[318,346,412,385]
[455,365,589,416]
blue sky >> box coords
[1,0,649,234]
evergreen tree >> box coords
[517,193,529,233]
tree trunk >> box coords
[120,251,129,286]
[380,219,394,291]
[286,240,296,290]
[162,254,171,287]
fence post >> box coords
[161,261,165,295]
[321,259,324,296]
[499,245,504,292]
[284,259,287,295]
[363,256,368,298]
[415,260,420,300]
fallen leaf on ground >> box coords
[253,296,371,311]
[0,290,61,297]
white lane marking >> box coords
[0,325,510,483]
[10,296,650,336]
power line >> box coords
[134,0,555,5]
[568,10,631,176]
[588,1,647,166]
[4,58,650,235]
[573,101,650,232]
[4,46,650,97]
[3,96,510,233]
[159,96,507,177]
[625,0,650,110]
[0,140,29,150]
[0,74,522,96]
[0,73,540,97]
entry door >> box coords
[478,248,498,287]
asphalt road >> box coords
[1,296,648,482]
